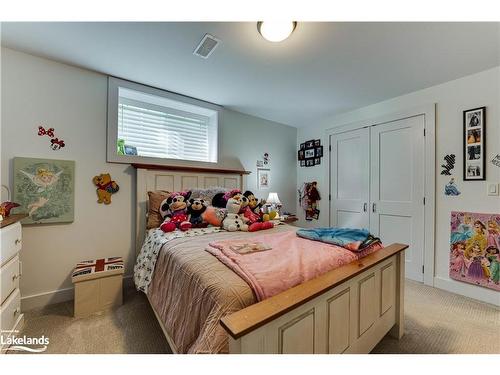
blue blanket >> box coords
[296,227,370,247]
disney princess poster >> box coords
[13,157,75,224]
[450,211,500,291]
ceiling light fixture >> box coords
[257,21,297,42]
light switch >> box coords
[487,183,499,196]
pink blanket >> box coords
[206,230,382,301]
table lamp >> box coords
[266,192,282,217]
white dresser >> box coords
[0,214,25,353]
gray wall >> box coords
[0,47,297,308]
[296,66,500,305]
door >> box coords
[330,128,370,229]
[369,115,425,282]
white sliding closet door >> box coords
[329,128,370,229]
[369,116,425,282]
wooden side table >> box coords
[281,215,298,224]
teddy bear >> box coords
[92,173,119,204]
[159,191,192,232]
[187,198,208,228]
[222,197,249,232]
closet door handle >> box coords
[363,203,368,212]
[372,203,376,213]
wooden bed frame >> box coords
[134,164,407,354]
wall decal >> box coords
[491,154,500,168]
[13,157,75,224]
[50,138,66,150]
[38,126,55,138]
[444,177,461,196]
[440,154,456,175]
[256,160,264,168]
[463,107,486,181]
[263,153,270,166]
[450,211,499,291]
[93,173,120,204]
[37,125,67,151]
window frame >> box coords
[107,76,221,166]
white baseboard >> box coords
[21,287,74,311]
[433,276,500,307]
[21,274,134,311]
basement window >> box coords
[107,77,219,165]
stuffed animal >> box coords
[242,190,277,222]
[159,192,192,232]
[0,202,20,219]
[222,197,248,232]
[202,206,226,227]
[212,189,242,208]
[187,198,208,228]
[93,173,119,204]
[243,191,265,215]
[241,191,274,231]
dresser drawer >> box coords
[0,288,21,334]
[1,222,22,266]
[0,256,20,305]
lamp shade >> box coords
[266,192,281,205]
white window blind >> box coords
[118,97,214,162]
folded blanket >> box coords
[296,227,378,251]
[206,230,382,301]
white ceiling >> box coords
[2,22,499,127]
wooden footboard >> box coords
[221,243,407,354]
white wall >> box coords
[297,66,500,305]
[0,48,297,309]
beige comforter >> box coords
[147,224,295,354]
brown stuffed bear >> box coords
[93,173,119,204]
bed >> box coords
[134,164,407,354]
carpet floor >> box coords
[12,280,499,354]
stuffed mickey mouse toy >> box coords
[187,198,208,228]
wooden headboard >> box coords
[134,164,250,255]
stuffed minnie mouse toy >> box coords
[159,191,192,232]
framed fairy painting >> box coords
[13,157,75,224]
[450,211,499,291]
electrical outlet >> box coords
[487,183,499,196]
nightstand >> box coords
[281,215,298,224]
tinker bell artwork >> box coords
[450,211,500,291]
[13,157,75,224]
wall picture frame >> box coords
[304,149,315,159]
[315,146,323,158]
[257,168,270,190]
[463,107,486,181]
[13,157,75,224]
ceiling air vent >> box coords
[193,34,220,59]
